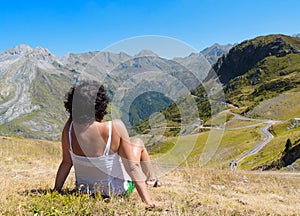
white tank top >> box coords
[68,121,131,196]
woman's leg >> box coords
[131,138,156,182]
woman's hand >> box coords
[146,200,165,209]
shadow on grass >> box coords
[19,188,117,200]
[19,188,76,196]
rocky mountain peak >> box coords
[134,49,158,58]
[5,44,33,56]
[3,44,58,64]
[32,46,53,56]
[26,46,59,64]
[187,52,201,57]
[200,43,233,64]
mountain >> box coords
[132,35,300,172]
[0,44,74,140]
[61,51,131,79]
[200,43,233,65]
[173,43,232,81]
[135,34,300,136]
[3,35,299,141]
[206,34,300,84]
[105,54,206,130]
[293,33,300,38]
[134,49,158,58]
[173,53,212,82]
[205,34,300,111]
[0,44,134,140]
[0,44,218,139]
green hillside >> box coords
[248,86,300,120]
[128,91,173,126]
[133,83,213,137]
[208,34,300,84]
[136,34,300,171]
[225,53,300,111]
[216,34,300,112]
[240,121,300,170]
[136,34,300,135]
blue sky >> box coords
[1,0,300,57]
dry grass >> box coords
[248,88,300,120]
[183,126,265,169]
[1,136,300,215]
[224,118,264,130]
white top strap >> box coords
[103,121,112,156]
[68,122,73,152]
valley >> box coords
[0,33,300,215]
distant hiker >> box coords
[53,80,162,206]
[230,161,237,172]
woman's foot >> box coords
[146,177,162,187]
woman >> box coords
[53,80,161,206]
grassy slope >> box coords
[248,87,300,120]
[219,34,300,118]
[134,35,300,137]
[225,60,300,168]
[1,136,300,215]
[225,54,300,111]
[203,110,233,127]
[133,84,212,137]
[153,112,300,171]
[151,125,264,169]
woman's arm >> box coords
[53,121,73,192]
[113,119,154,204]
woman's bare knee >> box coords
[131,138,145,147]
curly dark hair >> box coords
[64,80,109,123]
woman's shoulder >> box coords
[110,119,128,133]
[96,119,126,132]
[111,119,126,127]
[62,118,72,135]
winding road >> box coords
[230,112,281,164]
[235,123,274,163]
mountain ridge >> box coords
[136,34,300,135]
[3,34,299,141]
[206,34,300,84]
[0,42,229,139]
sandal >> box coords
[146,176,162,187]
